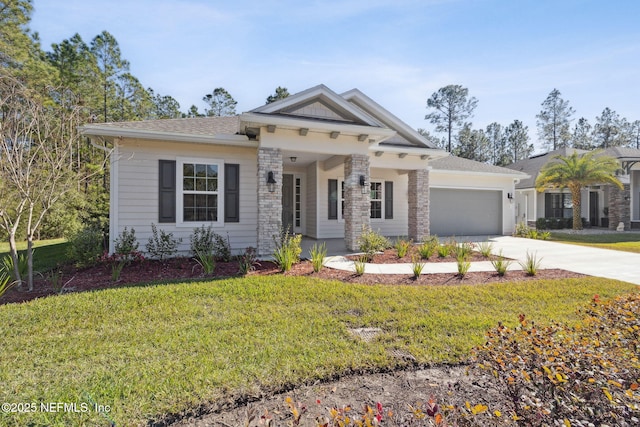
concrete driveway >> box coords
[484,236,640,286]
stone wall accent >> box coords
[408,169,430,242]
[608,183,630,230]
[344,154,370,251]
[257,147,283,257]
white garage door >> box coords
[430,188,502,236]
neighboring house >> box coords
[81,84,527,257]
[506,147,640,230]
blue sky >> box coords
[31,0,640,152]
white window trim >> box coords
[335,177,386,222]
[369,180,384,222]
[176,156,224,228]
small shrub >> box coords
[437,244,451,258]
[411,255,425,278]
[145,223,182,260]
[111,259,126,282]
[456,253,471,277]
[514,221,530,237]
[273,228,302,272]
[526,228,539,239]
[114,227,139,261]
[539,231,551,240]
[67,227,103,266]
[353,255,367,276]
[471,294,640,425]
[238,247,258,276]
[190,225,231,261]
[477,240,493,258]
[453,241,474,259]
[357,227,389,261]
[536,217,547,230]
[309,242,327,273]
[520,251,541,276]
[491,251,511,276]
[417,240,437,259]
[194,249,216,275]
[0,266,15,298]
[1,252,28,282]
[393,237,411,258]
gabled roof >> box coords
[341,88,437,149]
[250,84,382,127]
[602,146,640,160]
[506,147,589,189]
[430,155,529,178]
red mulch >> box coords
[0,249,586,305]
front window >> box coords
[370,182,382,219]
[545,193,573,218]
[178,158,223,225]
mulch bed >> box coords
[1,249,586,305]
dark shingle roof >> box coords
[506,148,589,189]
[430,155,528,176]
[83,116,240,136]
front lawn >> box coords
[550,232,640,253]
[0,276,635,426]
[0,238,69,273]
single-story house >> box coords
[81,84,527,257]
[506,147,640,230]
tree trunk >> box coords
[26,202,34,291]
[571,185,583,230]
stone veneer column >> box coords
[257,147,283,257]
[608,183,630,230]
[344,154,370,251]
[408,169,430,242]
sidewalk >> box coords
[324,236,640,286]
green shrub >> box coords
[536,217,548,230]
[393,237,411,258]
[1,252,28,282]
[520,251,542,276]
[514,221,530,237]
[114,227,139,260]
[309,242,327,273]
[0,263,15,298]
[353,255,367,276]
[238,247,257,276]
[357,227,389,261]
[273,229,302,272]
[456,253,471,277]
[194,249,216,275]
[190,225,232,261]
[145,223,182,260]
[453,241,474,259]
[437,244,451,258]
[477,240,493,258]
[471,293,640,425]
[491,251,511,276]
[411,255,425,278]
[417,240,437,259]
[67,227,103,266]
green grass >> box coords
[550,232,640,253]
[0,239,69,272]
[0,276,636,426]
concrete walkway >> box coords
[323,236,640,286]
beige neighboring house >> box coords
[81,84,527,257]
[506,147,640,230]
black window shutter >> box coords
[159,160,176,223]
[328,179,338,220]
[384,181,393,219]
[224,164,240,222]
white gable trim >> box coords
[342,88,436,149]
[251,84,382,127]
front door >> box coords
[282,174,294,233]
[589,191,599,227]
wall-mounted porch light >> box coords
[290,156,297,163]
[267,171,277,193]
[507,192,513,200]
[359,175,367,194]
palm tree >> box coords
[535,151,622,230]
